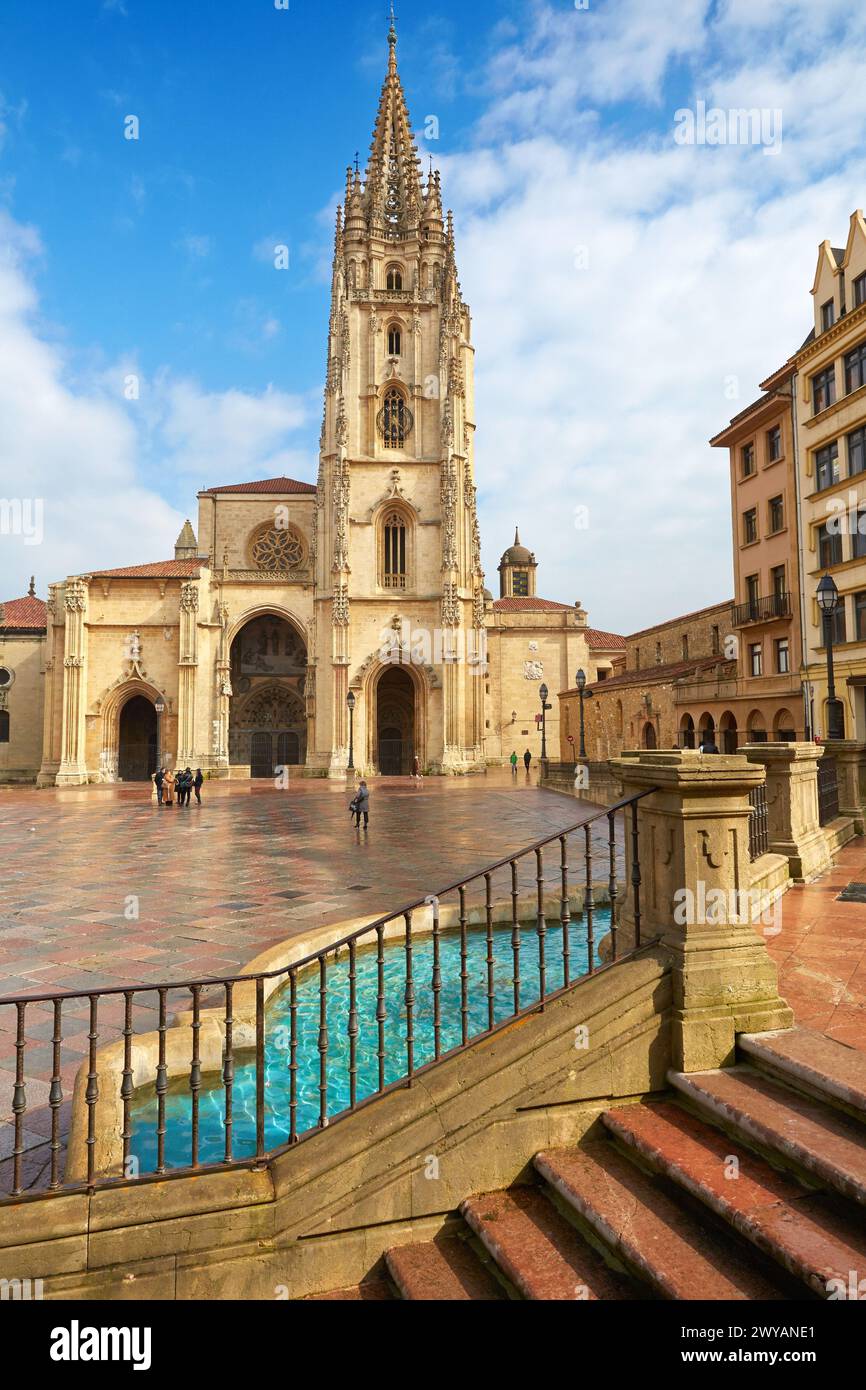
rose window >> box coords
[250,526,304,572]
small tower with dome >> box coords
[498,527,538,598]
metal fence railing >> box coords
[0,791,655,1203]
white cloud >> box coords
[445,0,866,632]
[0,211,311,599]
[141,376,306,483]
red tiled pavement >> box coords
[0,769,614,1190]
[765,839,866,1051]
[0,770,601,1001]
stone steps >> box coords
[669,1065,866,1207]
[317,1028,866,1301]
[604,1099,866,1298]
[534,1140,788,1300]
[459,1186,633,1300]
[384,1235,507,1301]
[740,1027,866,1120]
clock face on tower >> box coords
[377,389,414,449]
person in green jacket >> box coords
[510,751,518,775]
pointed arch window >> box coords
[386,266,403,291]
[382,510,408,589]
[388,323,402,356]
[378,387,412,449]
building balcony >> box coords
[731,591,791,627]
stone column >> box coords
[740,742,833,882]
[177,582,199,766]
[822,739,866,835]
[610,750,793,1073]
[56,578,89,786]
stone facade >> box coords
[12,31,624,787]
[0,585,46,782]
[716,208,866,741]
[793,211,866,740]
[710,376,806,739]
[559,600,736,760]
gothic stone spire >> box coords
[364,16,423,239]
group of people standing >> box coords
[153,767,203,806]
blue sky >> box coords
[2,0,866,630]
[1,2,494,407]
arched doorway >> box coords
[698,712,716,745]
[679,714,695,749]
[720,711,738,753]
[376,666,415,775]
[229,614,307,775]
[118,696,157,781]
[774,708,797,742]
[642,721,657,750]
[747,710,768,743]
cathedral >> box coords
[0,23,623,786]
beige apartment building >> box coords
[709,369,806,741]
[787,211,866,739]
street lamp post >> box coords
[539,682,552,764]
[575,668,593,760]
[346,690,356,771]
[817,573,845,740]
[798,662,813,743]
[154,698,166,771]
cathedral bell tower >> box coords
[311,16,486,775]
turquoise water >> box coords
[130,911,610,1172]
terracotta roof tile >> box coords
[585,655,733,692]
[0,594,48,632]
[626,599,733,641]
[88,559,204,579]
[584,627,626,650]
[200,476,316,496]
[492,596,572,613]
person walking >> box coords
[350,780,370,829]
[193,769,204,804]
[411,755,422,786]
[523,748,532,772]
[510,751,518,776]
[154,767,165,805]
[163,768,175,806]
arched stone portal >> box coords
[720,710,738,753]
[376,665,415,775]
[229,614,307,775]
[118,696,157,782]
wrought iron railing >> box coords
[818,756,840,827]
[731,591,791,627]
[0,792,654,1203]
[748,783,769,860]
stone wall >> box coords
[0,632,45,782]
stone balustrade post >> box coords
[740,742,832,882]
[610,750,793,1073]
[822,739,866,835]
